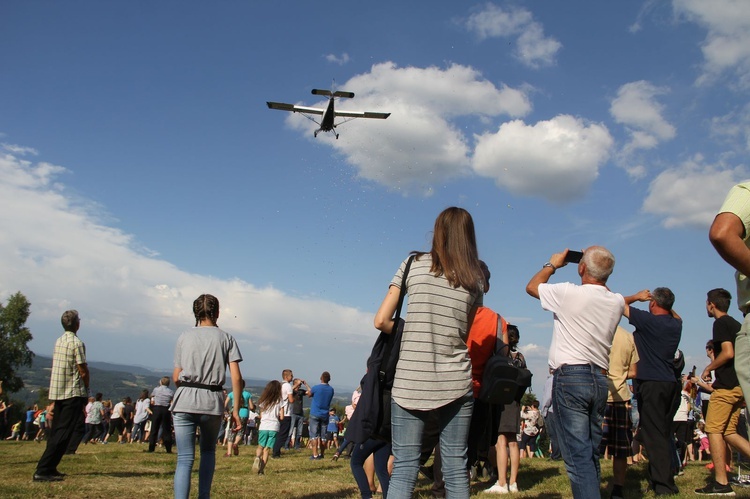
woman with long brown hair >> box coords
[374,207,484,498]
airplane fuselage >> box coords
[320,97,336,132]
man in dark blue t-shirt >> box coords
[624,287,682,496]
[307,371,334,460]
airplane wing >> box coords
[334,110,391,119]
[266,102,325,116]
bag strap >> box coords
[391,255,415,333]
[379,255,415,382]
[494,314,511,357]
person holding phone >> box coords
[526,247,625,499]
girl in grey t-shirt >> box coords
[171,294,244,499]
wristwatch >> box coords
[543,262,557,274]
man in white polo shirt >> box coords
[527,246,624,499]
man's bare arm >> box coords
[710,212,750,277]
[77,363,89,390]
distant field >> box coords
[1,439,749,498]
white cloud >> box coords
[471,115,614,203]
[464,4,561,68]
[610,81,676,177]
[642,156,749,228]
[711,103,750,151]
[2,143,38,156]
[0,151,375,376]
[674,0,750,87]
[325,52,350,65]
[281,62,532,194]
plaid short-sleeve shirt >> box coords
[48,331,87,400]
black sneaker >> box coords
[695,481,736,496]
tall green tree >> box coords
[0,292,34,393]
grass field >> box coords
[3,439,750,498]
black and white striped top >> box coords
[390,254,482,410]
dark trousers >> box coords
[64,400,87,454]
[148,405,173,452]
[351,438,392,499]
[546,411,562,460]
[636,380,680,495]
[272,416,291,457]
[467,398,491,468]
[82,422,101,443]
[36,397,86,475]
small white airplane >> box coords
[267,88,390,139]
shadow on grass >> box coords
[80,470,176,478]
[295,486,359,499]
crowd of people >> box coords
[9,181,750,498]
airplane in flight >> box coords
[267,88,390,139]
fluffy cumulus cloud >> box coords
[0,146,375,375]
[464,3,561,68]
[471,115,614,203]
[642,155,749,228]
[281,62,532,194]
[610,81,676,177]
[674,0,750,87]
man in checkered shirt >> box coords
[33,310,90,482]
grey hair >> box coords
[652,287,675,311]
[581,246,615,283]
[61,310,80,331]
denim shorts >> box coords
[308,415,327,440]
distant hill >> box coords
[12,356,351,408]
[14,356,273,406]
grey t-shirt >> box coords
[170,326,243,416]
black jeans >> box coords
[635,380,680,495]
[148,405,173,452]
[36,397,87,475]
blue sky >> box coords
[2,1,750,394]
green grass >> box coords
[3,439,750,498]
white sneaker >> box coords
[509,482,518,493]
[252,457,260,471]
[484,483,509,494]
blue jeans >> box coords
[290,414,304,448]
[173,412,222,499]
[351,438,392,499]
[550,364,607,499]
[389,394,473,499]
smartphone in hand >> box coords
[564,250,584,263]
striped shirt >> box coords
[718,182,750,313]
[390,254,482,411]
[48,331,87,401]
